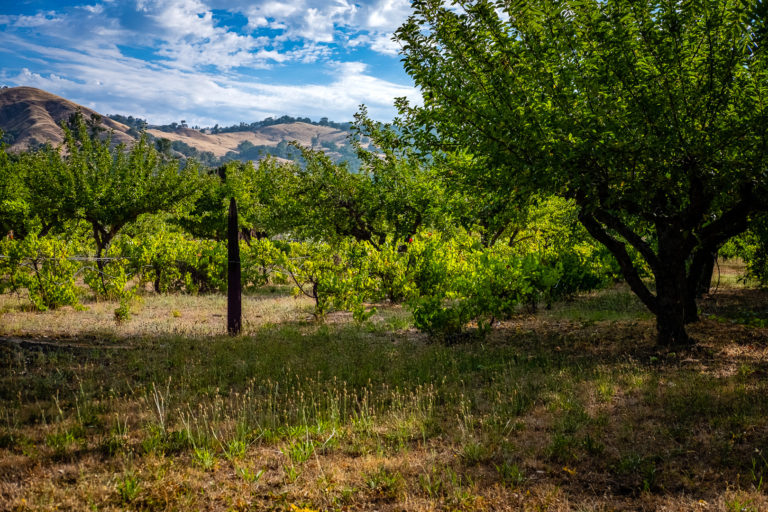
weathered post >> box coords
[227,197,242,335]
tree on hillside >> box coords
[395,0,768,345]
[25,112,200,293]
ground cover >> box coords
[0,273,767,511]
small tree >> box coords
[396,0,768,345]
[26,112,200,294]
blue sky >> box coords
[0,0,420,126]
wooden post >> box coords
[227,197,242,335]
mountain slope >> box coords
[0,86,356,165]
[146,122,349,157]
[0,86,133,151]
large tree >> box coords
[395,0,768,345]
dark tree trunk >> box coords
[656,229,692,346]
[227,197,242,335]
[683,246,718,324]
[695,250,717,297]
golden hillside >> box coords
[0,86,133,151]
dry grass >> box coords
[146,123,349,157]
[1,86,134,152]
[0,287,315,338]
[1,282,767,511]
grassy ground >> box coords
[0,269,767,511]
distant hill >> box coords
[0,86,134,151]
[0,86,360,168]
[145,122,352,160]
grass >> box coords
[0,277,767,510]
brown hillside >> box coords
[0,86,133,151]
[0,87,353,160]
[147,122,348,157]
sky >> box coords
[0,0,421,127]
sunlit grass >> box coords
[1,283,767,510]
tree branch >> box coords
[579,210,658,314]
[591,207,660,273]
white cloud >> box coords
[0,11,64,28]
[369,33,400,55]
[237,0,411,55]
[2,1,420,124]
[9,49,418,126]
[363,0,412,30]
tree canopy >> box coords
[24,112,201,292]
[395,0,768,344]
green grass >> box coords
[546,285,653,323]
[1,286,767,510]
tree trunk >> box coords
[656,230,692,346]
[695,250,717,297]
[683,246,718,324]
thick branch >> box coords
[687,195,755,253]
[579,210,658,314]
[592,207,660,273]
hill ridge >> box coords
[0,87,357,166]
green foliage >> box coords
[115,231,226,294]
[116,472,141,503]
[395,0,768,344]
[0,140,35,239]
[405,232,563,338]
[722,214,768,286]
[0,234,81,310]
[23,112,201,296]
[278,239,377,321]
[176,159,300,240]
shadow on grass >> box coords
[1,286,767,509]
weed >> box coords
[222,438,248,460]
[150,381,168,433]
[284,464,302,483]
[596,380,615,402]
[193,446,216,470]
[751,449,767,491]
[725,496,758,512]
[116,472,141,504]
[582,433,605,456]
[141,425,165,455]
[46,426,83,457]
[100,414,129,456]
[496,461,525,488]
[283,437,315,464]
[337,485,358,505]
[548,433,578,463]
[461,438,490,465]
[614,452,659,492]
[418,465,445,498]
[0,430,16,449]
[365,466,403,501]
[236,465,264,484]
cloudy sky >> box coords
[0,0,420,126]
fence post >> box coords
[227,197,242,335]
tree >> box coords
[26,112,200,293]
[0,134,33,238]
[176,159,302,241]
[287,109,442,245]
[395,0,768,345]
